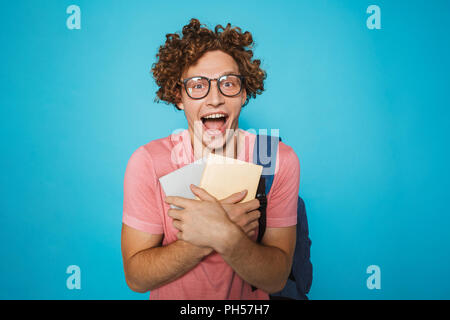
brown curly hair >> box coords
[151,18,266,110]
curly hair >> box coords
[151,18,266,110]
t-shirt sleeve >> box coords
[122,146,164,234]
[265,143,300,228]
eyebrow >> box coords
[186,71,239,79]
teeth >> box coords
[203,113,227,119]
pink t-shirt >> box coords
[122,128,300,300]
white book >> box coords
[159,158,207,209]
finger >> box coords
[172,220,183,231]
[176,231,183,240]
[237,198,261,213]
[244,221,259,234]
[165,195,196,209]
[248,221,259,231]
[235,210,258,229]
[167,208,183,221]
[247,230,255,237]
[246,210,261,223]
[220,189,248,205]
[190,184,217,202]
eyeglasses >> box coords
[181,74,245,99]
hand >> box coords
[219,190,261,239]
[165,184,238,253]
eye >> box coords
[187,78,208,90]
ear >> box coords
[177,102,184,110]
[176,91,184,110]
[241,88,247,107]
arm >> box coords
[121,189,260,293]
[217,224,296,294]
[164,145,300,294]
[121,148,261,293]
[218,143,300,293]
[121,223,212,293]
[166,185,296,294]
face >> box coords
[177,50,247,154]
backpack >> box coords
[251,134,313,300]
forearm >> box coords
[125,240,211,293]
[217,226,291,294]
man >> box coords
[121,18,300,299]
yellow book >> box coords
[198,153,263,202]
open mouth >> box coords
[200,113,229,135]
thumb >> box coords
[190,184,216,201]
[220,189,248,204]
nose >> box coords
[205,80,225,107]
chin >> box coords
[202,134,227,151]
[204,131,238,155]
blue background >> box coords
[1,0,449,299]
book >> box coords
[198,153,263,202]
[159,158,207,209]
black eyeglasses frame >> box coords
[181,74,245,100]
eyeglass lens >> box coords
[185,75,242,99]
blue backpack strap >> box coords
[253,134,280,194]
[252,134,313,300]
[252,134,280,244]
[250,134,280,292]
